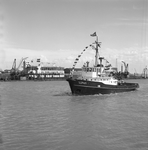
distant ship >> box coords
[67,32,139,95]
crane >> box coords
[11,57,28,73]
[10,57,28,80]
[142,66,148,78]
[16,57,28,71]
[121,61,128,73]
[121,61,129,78]
[11,59,16,71]
[10,59,17,74]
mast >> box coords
[95,35,99,66]
[90,32,101,67]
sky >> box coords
[0,0,148,73]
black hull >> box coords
[67,78,139,95]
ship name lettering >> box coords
[79,81,87,85]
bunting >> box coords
[104,59,112,70]
[72,44,93,70]
[72,39,101,70]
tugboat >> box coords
[67,32,139,95]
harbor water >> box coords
[0,80,148,150]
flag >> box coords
[98,42,101,47]
[37,58,40,62]
[90,32,96,37]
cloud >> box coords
[1,45,148,73]
[0,47,88,69]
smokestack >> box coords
[86,61,89,67]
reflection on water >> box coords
[0,80,148,150]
